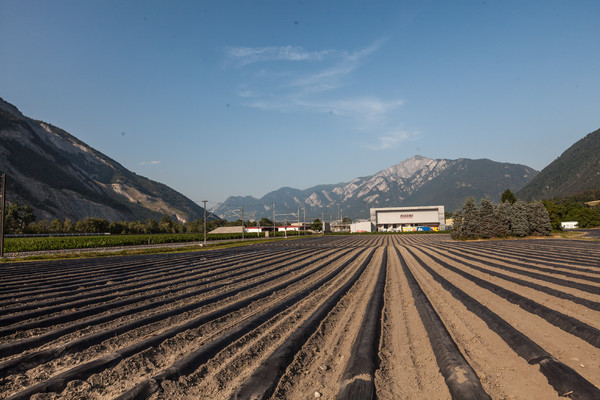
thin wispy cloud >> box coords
[226,45,335,66]
[287,39,386,95]
[248,96,404,130]
[365,131,412,151]
[139,160,161,166]
[315,97,404,123]
[228,38,409,145]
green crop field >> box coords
[3,231,313,253]
[4,233,231,252]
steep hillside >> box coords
[213,156,537,220]
[518,128,600,201]
[0,98,205,222]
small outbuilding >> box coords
[561,221,579,230]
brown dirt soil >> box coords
[1,235,599,399]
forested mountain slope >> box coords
[518,128,600,201]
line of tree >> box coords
[1,203,228,235]
[451,196,552,240]
[2,202,321,235]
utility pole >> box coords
[202,200,207,246]
[297,205,300,236]
[241,206,245,241]
[273,201,275,237]
[0,174,5,258]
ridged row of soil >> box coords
[0,234,598,399]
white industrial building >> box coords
[350,221,374,233]
[370,206,445,232]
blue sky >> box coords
[1,0,599,207]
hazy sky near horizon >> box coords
[1,0,599,207]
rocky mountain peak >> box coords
[378,155,444,180]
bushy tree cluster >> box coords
[543,200,600,229]
[4,203,36,234]
[451,198,552,240]
[311,218,323,231]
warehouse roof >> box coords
[209,226,244,234]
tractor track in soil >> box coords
[0,234,598,399]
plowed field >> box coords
[1,235,599,399]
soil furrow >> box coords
[411,248,600,348]
[423,246,600,311]
[2,247,363,399]
[0,248,351,375]
[336,246,387,399]
[404,246,600,400]
[1,235,597,400]
[230,248,377,399]
[399,247,491,399]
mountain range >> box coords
[1,96,597,224]
[0,97,205,222]
[212,156,538,221]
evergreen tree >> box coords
[461,198,480,239]
[479,199,497,239]
[528,201,552,236]
[450,208,464,240]
[511,201,530,237]
[501,189,517,204]
[495,201,512,237]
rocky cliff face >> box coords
[213,155,538,220]
[0,98,205,222]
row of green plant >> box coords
[4,230,313,253]
[5,233,213,252]
[451,197,552,240]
